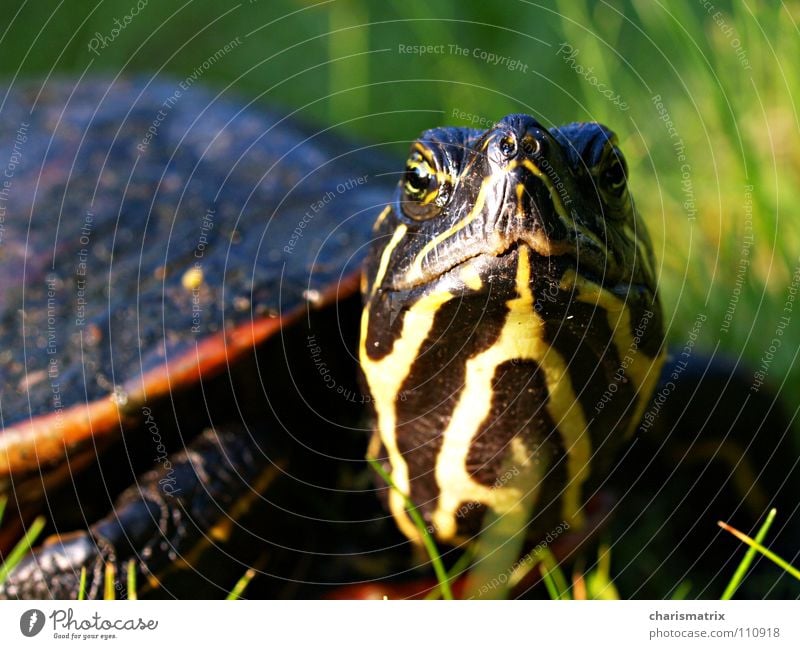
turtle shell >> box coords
[0,79,395,513]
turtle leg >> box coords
[0,425,283,600]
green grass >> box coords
[0,497,46,587]
[516,515,798,601]
[368,458,454,599]
[0,498,137,600]
[720,509,800,587]
[357,465,800,600]
[77,568,88,600]
[721,507,777,599]
[226,567,257,601]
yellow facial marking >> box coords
[407,175,491,284]
[413,142,435,165]
[517,158,609,256]
[370,223,407,297]
[372,205,391,233]
[515,182,526,219]
[459,264,483,291]
[517,159,574,227]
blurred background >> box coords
[1,0,797,597]
[3,0,796,396]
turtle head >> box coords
[363,114,656,299]
[360,115,663,544]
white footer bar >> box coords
[0,599,797,648]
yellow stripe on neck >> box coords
[431,246,590,541]
[559,269,665,436]
[360,288,455,542]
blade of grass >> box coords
[718,510,800,583]
[78,567,88,601]
[539,561,563,600]
[425,546,473,600]
[0,516,46,585]
[0,496,6,525]
[226,567,256,600]
[721,508,776,599]
[104,563,116,600]
[670,581,692,600]
[586,544,620,600]
[368,458,453,600]
[127,559,138,601]
[572,567,587,600]
[539,548,571,600]
[508,544,548,590]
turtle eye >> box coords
[401,150,448,220]
[404,160,434,200]
[601,148,628,198]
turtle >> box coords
[0,79,796,600]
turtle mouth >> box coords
[387,223,606,294]
[388,185,573,291]
[386,225,624,297]
[420,242,646,304]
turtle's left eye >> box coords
[401,150,449,220]
[601,148,628,199]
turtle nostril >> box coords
[498,134,517,159]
